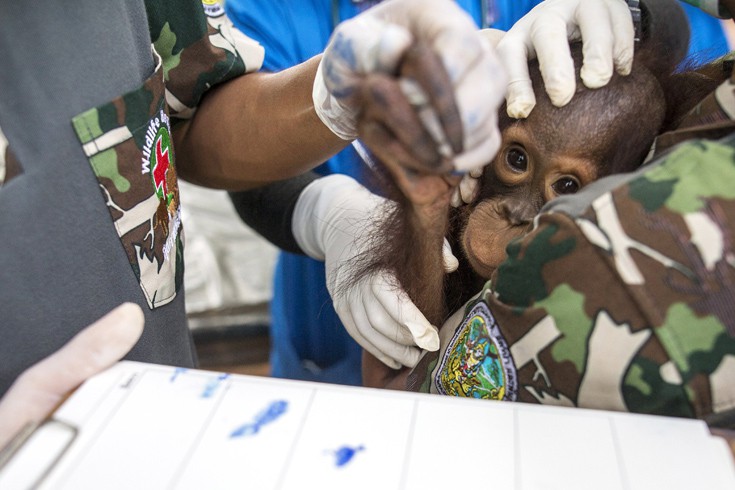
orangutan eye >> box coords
[505,147,528,173]
[552,177,580,195]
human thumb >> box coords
[0,303,144,448]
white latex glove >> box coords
[293,174,459,369]
[0,303,144,449]
[313,0,507,172]
[494,0,635,118]
[450,165,485,207]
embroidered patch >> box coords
[202,0,225,17]
[142,109,181,262]
[71,54,182,310]
[435,302,518,400]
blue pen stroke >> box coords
[230,400,289,438]
[329,445,365,467]
[170,367,188,383]
[201,373,230,398]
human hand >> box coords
[314,0,507,173]
[293,174,460,369]
[494,0,635,118]
[0,303,144,449]
[450,166,484,207]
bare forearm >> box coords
[173,56,348,190]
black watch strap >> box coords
[627,0,643,43]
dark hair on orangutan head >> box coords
[494,0,728,178]
[498,45,668,177]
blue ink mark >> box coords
[332,445,365,467]
[332,32,357,71]
[170,367,187,383]
[324,32,357,99]
[230,400,288,438]
[201,373,230,398]
[230,423,259,438]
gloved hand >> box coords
[313,0,507,173]
[0,303,144,449]
[494,0,635,118]
[292,174,458,369]
[450,165,485,207]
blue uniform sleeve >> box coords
[225,0,334,72]
[680,2,729,63]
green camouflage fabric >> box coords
[680,0,731,18]
[418,136,735,425]
[652,56,735,157]
[70,0,264,308]
[413,73,735,427]
[146,0,264,123]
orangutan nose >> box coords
[501,199,537,227]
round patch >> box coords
[435,302,518,400]
[202,0,225,17]
[141,109,181,261]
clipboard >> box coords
[1,360,734,489]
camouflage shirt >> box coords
[415,51,735,428]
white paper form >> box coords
[1,361,733,490]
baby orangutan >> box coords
[351,0,727,388]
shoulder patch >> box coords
[202,0,225,17]
[435,302,518,400]
[141,109,181,262]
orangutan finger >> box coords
[360,120,428,201]
[400,43,463,156]
[359,74,447,172]
[362,121,460,208]
[360,120,425,175]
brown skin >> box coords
[173,57,346,190]
[173,47,465,191]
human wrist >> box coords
[312,60,358,141]
[292,174,379,260]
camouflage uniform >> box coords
[0,0,262,395]
[415,6,735,427]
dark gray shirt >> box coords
[0,0,195,395]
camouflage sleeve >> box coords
[678,0,731,17]
[145,0,265,124]
[424,135,735,427]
